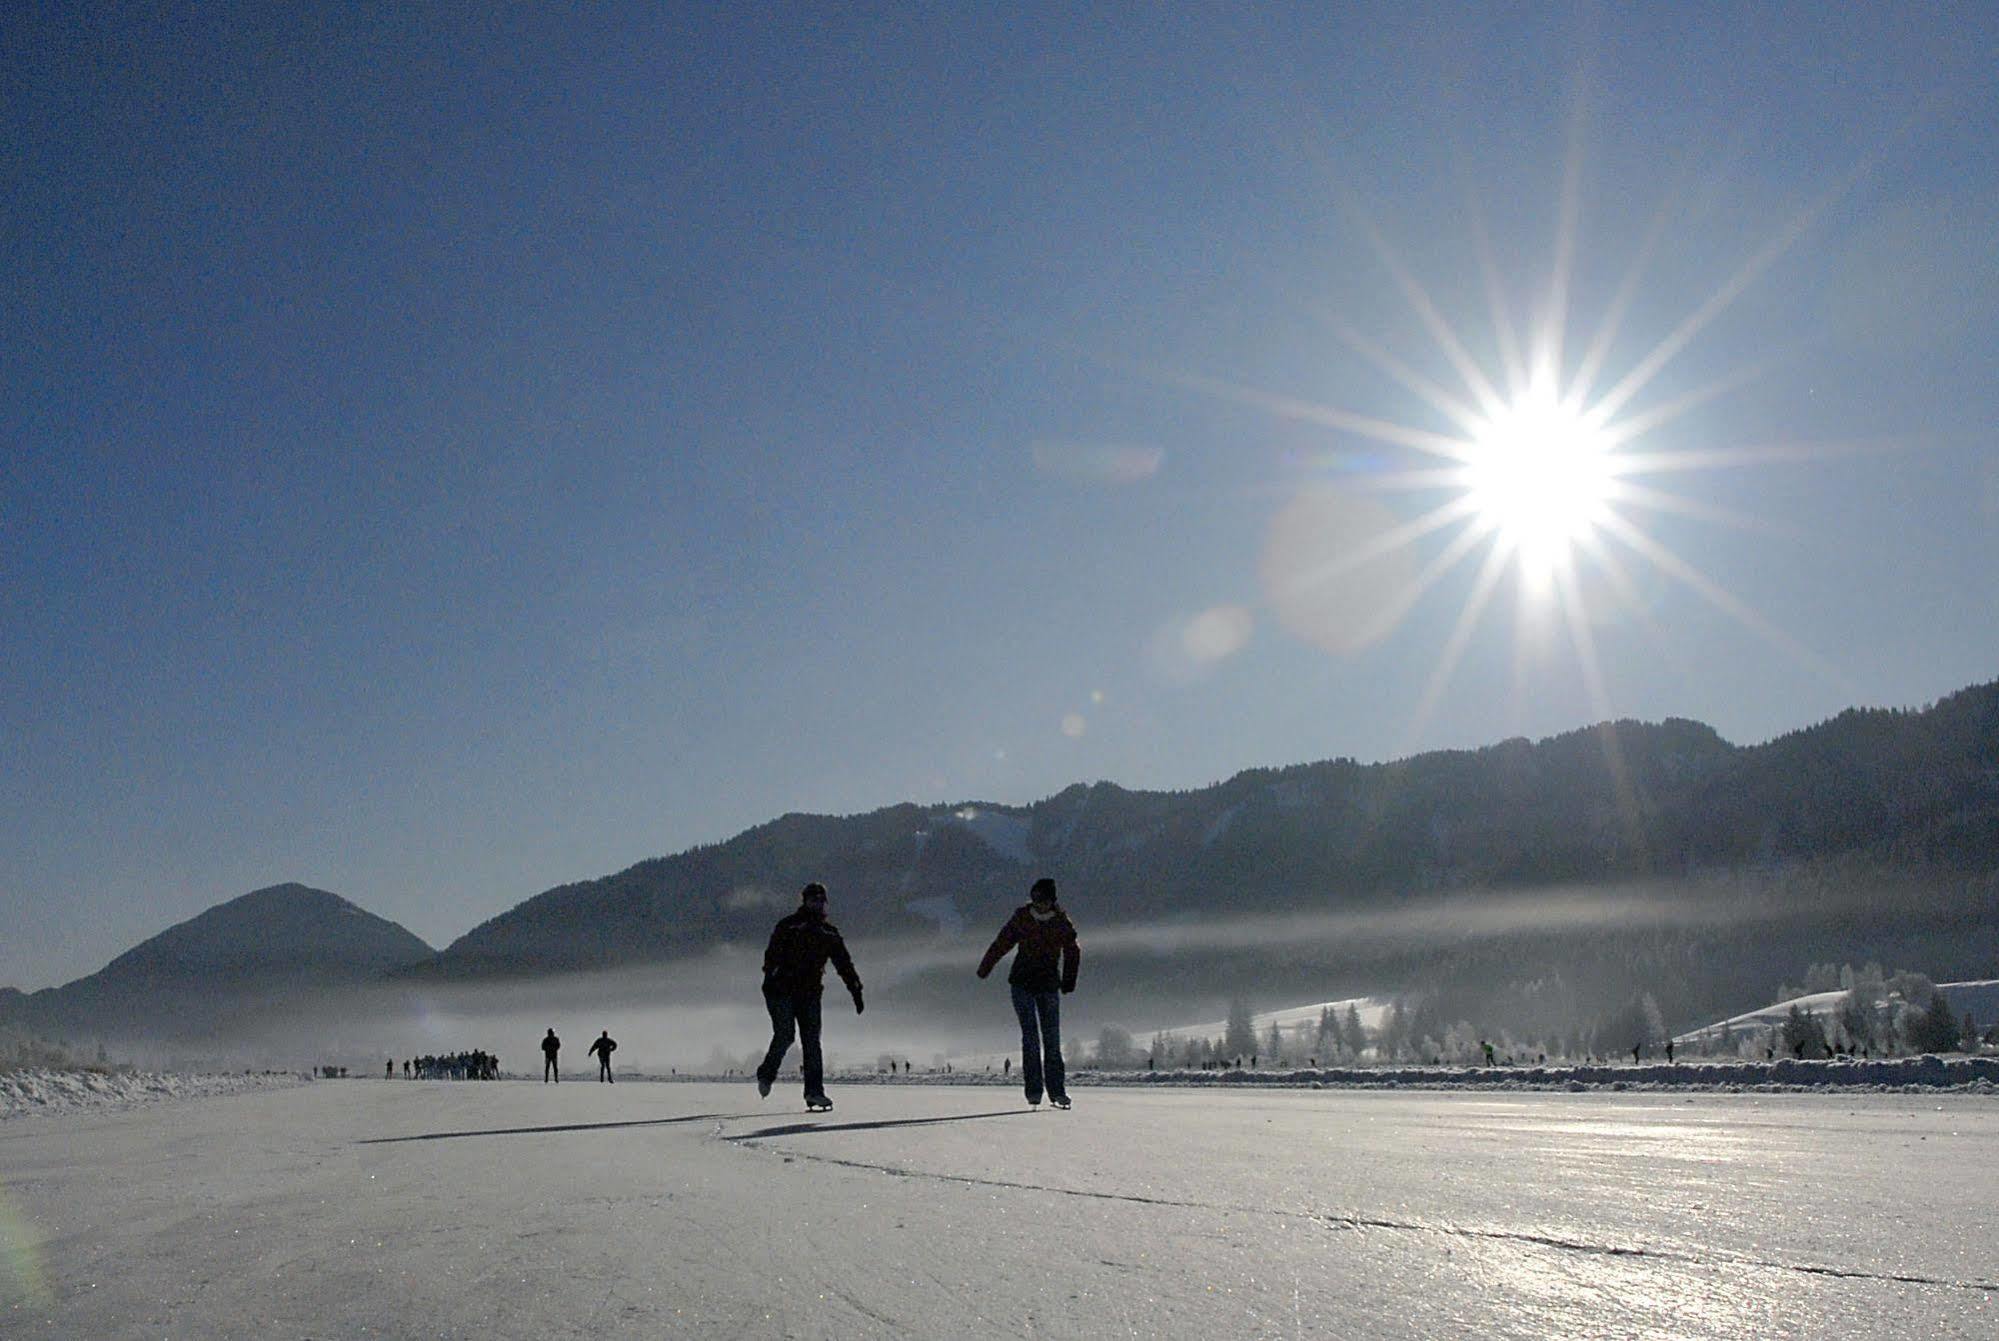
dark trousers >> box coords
[1010,983,1066,1103]
[597,1058,612,1082]
[759,987,825,1098]
[544,1054,558,1082]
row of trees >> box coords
[1079,970,1993,1069]
[1766,971,1987,1059]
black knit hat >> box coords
[1029,877,1057,902]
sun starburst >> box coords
[1125,132,1901,764]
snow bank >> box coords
[815,1055,1999,1093]
[1108,1055,1999,1093]
[0,1067,311,1121]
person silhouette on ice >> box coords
[755,882,864,1111]
[978,876,1080,1109]
[542,1028,561,1083]
[589,1030,617,1082]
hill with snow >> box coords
[1676,979,1999,1052]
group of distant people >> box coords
[754,876,1081,1112]
[399,1051,498,1080]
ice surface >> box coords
[2,1079,1994,1337]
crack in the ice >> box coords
[1315,1213,1999,1294]
[723,1130,1999,1297]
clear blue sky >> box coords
[6,3,1996,989]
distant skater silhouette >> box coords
[755,883,864,1111]
[978,876,1080,1110]
[589,1030,617,1082]
[542,1028,561,1083]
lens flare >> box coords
[0,1188,51,1310]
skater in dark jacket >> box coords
[541,1028,561,1083]
[588,1031,617,1082]
[756,883,864,1110]
[977,877,1080,1109]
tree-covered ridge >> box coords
[417,680,1999,978]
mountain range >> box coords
[6,679,1996,1052]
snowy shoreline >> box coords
[641,1054,1999,1094]
[8,1056,1994,1122]
[1105,1055,1999,1093]
[0,1067,312,1121]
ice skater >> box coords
[589,1030,617,1082]
[542,1028,561,1083]
[977,876,1080,1109]
[755,882,864,1111]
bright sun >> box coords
[1461,385,1615,586]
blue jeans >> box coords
[1010,983,1065,1103]
[759,987,825,1098]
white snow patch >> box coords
[945,807,1033,865]
[0,1068,310,1121]
[1201,803,1240,847]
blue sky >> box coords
[6,3,1996,989]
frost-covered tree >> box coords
[1224,997,1258,1059]
[1343,1004,1368,1058]
[1641,993,1667,1048]
[1887,970,1937,1009]
[1834,989,1876,1052]
[1902,995,1961,1054]
[1095,1025,1135,1070]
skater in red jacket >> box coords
[977,877,1080,1109]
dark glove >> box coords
[1061,983,1075,995]
[851,987,865,1015]
[975,966,990,979]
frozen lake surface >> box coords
[3,1079,1994,1338]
